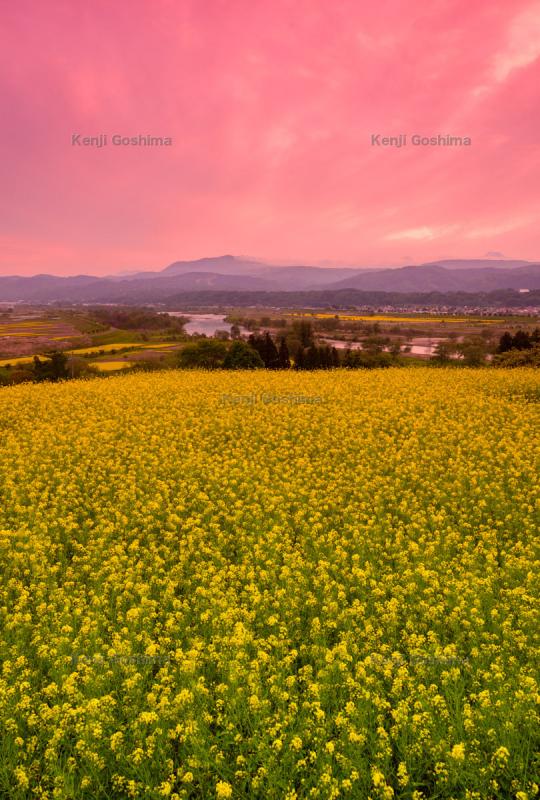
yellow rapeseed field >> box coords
[0,369,538,800]
[89,361,135,372]
[67,343,143,356]
[0,322,56,331]
[0,356,34,367]
[290,314,498,324]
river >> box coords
[321,337,450,357]
[167,313,247,337]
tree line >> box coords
[161,288,540,309]
[2,324,538,387]
[492,329,540,367]
[88,307,188,331]
[178,325,395,370]
[497,329,540,353]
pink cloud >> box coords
[0,0,539,275]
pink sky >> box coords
[1,0,539,276]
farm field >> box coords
[0,355,34,367]
[69,343,182,356]
[0,343,181,370]
[88,361,135,372]
[67,343,145,356]
[0,317,84,357]
[0,334,184,375]
[290,313,500,324]
[0,369,538,799]
[0,309,188,372]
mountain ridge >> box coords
[0,257,539,302]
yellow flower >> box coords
[1,368,538,794]
[397,763,409,786]
[110,732,124,751]
[372,768,386,787]
[494,746,510,763]
[14,768,29,789]
[450,743,466,761]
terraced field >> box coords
[0,318,84,358]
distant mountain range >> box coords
[0,255,539,303]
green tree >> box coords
[33,351,69,382]
[304,346,321,369]
[178,340,228,369]
[6,368,34,385]
[389,341,402,358]
[492,344,540,368]
[457,336,488,366]
[342,348,354,368]
[512,330,532,350]
[277,338,291,369]
[497,332,514,353]
[432,340,455,363]
[248,333,280,368]
[264,333,280,368]
[363,336,387,354]
[292,320,314,348]
[223,341,264,369]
